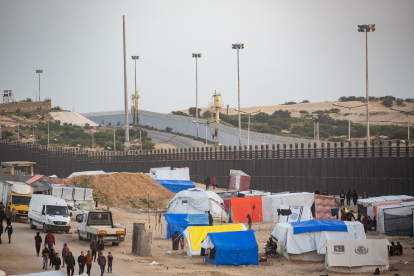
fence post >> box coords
[396,140,400,157]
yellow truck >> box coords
[0,180,33,220]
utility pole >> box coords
[123,15,130,147]
[47,121,49,147]
[114,128,116,151]
[232,43,244,146]
[192,53,202,138]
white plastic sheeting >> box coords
[51,186,93,201]
[155,169,190,180]
[323,239,389,273]
[166,188,226,217]
[9,181,34,195]
[262,193,314,222]
[279,205,312,223]
[376,202,414,234]
[357,195,414,206]
[272,221,366,261]
[67,170,105,178]
[11,271,66,276]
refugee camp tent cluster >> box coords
[50,185,95,210]
[272,220,366,262]
[375,202,414,236]
[151,166,195,193]
[357,195,414,218]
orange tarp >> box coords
[372,202,403,218]
[230,197,263,223]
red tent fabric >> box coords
[223,199,230,210]
[230,197,263,223]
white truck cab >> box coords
[28,194,71,233]
[77,210,126,246]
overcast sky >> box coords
[1,0,413,114]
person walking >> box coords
[0,201,4,211]
[98,252,106,276]
[54,252,62,270]
[97,236,105,257]
[346,189,352,206]
[90,238,98,262]
[246,214,252,230]
[35,232,42,256]
[339,190,345,206]
[4,223,12,243]
[211,177,216,189]
[85,250,93,276]
[5,206,12,225]
[45,231,55,250]
[204,176,211,190]
[357,210,362,222]
[107,252,113,273]
[49,245,56,268]
[65,251,76,276]
[314,188,320,195]
[0,221,3,244]
[78,251,86,275]
[172,230,180,251]
[11,208,17,222]
[352,190,358,206]
[42,244,50,270]
[62,243,69,267]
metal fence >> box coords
[82,110,311,146]
[1,140,413,197]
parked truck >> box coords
[0,180,33,220]
[76,211,126,246]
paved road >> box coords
[103,126,207,148]
[0,221,125,276]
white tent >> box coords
[279,205,312,223]
[323,239,389,273]
[155,169,190,180]
[166,188,227,217]
[262,192,314,222]
[11,271,66,276]
[376,202,414,234]
[357,195,414,218]
[272,221,366,261]
[50,185,93,201]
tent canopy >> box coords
[229,197,263,223]
[262,192,314,222]
[155,179,195,193]
[162,213,208,239]
[155,169,190,181]
[291,220,347,234]
[203,230,257,251]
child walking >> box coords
[107,252,113,273]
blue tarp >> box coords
[206,230,259,266]
[164,213,208,239]
[291,219,347,234]
[156,180,195,193]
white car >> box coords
[67,203,83,221]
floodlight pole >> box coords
[114,128,116,151]
[36,70,43,102]
[358,24,375,144]
[140,128,142,150]
[47,121,49,147]
[232,44,244,146]
[33,123,34,144]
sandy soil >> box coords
[180,101,414,126]
[64,173,175,209]
[2,205,414,276]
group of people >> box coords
[339,189,369,207]
[36,231,114,276]
[203,175,218,190]
[339,208,377,233]
[0,203,14,244]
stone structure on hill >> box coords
[0,98,51,112]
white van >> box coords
[28,194,71,233]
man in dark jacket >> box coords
[352,190,358,206]
[97,236,105,256]
[346,189,352,206]
[346,210,356,221]
[4,223,12,243]
[42,244,50,270]
[49,245,56,268]
[90,238,98,262]
[65,251,76,276]
[0,221,3,244]
[98,253,106,276]
[35,232,42,256]
[314,188,320,195]
[204,176,211,190]
[340,190,345,206]
[246,214,252,230]
[172,230,180,251]
[78,251,86,275]
[45,231,55,250]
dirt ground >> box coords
[1,204,414,276]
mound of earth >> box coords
[64,173,174,209]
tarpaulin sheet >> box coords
[315,195,336,220]
[188,224,244,251]
[223,199,230,210]
[279,205,312,223]
[229,170,250,191]
[163,214,208,238]
[201,231,259,266]
[323,239,389,273]
[155,170,190,181]
[291,220,347,234]
[155,179,195,193]
[262,192,314,222]
[230,197,263,223]
[373,202,403,218]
